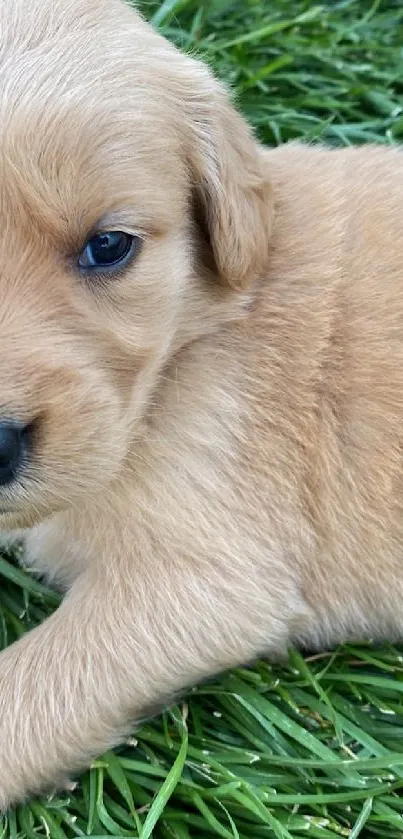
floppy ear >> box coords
[185,72,274,291]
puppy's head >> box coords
[0,0,272,527]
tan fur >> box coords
[0,0,403,808]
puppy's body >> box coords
[1,0,403,807]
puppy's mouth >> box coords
[0,493,22,516]
[0,495,29,516]
[0,506,39,533]
[0,508,20,521]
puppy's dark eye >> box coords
[78,231,141,271]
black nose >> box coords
[0,422,27,487]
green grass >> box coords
[2,0,403,836]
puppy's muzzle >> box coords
[0,421,31,486]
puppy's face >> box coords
[0,0,272,528]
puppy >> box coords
[1,0,403,809]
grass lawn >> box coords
[2,0,403,836]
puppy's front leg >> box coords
[0,546,297,809]
[0,570,132,808]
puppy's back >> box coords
[232,143,403,646]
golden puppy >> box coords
[1,0,403,808]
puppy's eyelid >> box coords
[95,224,147,237]
[82,226,147,248]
